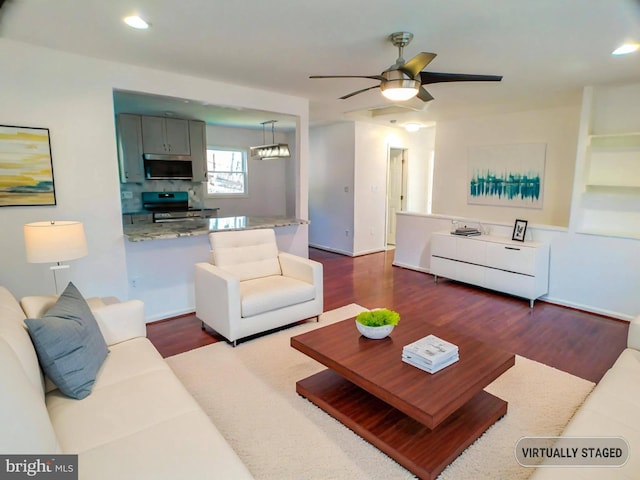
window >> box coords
[205,147,248,196]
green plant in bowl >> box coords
[355,309,400,339]
[356,308,400,327]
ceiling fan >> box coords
[310,32,503,103]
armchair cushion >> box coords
[240,275,316,317]
[208,230,281,281]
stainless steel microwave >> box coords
[143,154,193,180]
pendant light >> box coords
[250,120,291,160]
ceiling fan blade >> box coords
[417,87,434,102]
[339,85,381,100]
[399,52,437,78]
[420,71,503,85]
[310,75,386,81]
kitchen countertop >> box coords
[123,215,310,242]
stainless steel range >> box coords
[141,192,218,223]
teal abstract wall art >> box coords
[467,143,546,209]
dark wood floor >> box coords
[147,247,629,383]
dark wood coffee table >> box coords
[291,316,515,480]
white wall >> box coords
[309,122,355,255]
[202,124,296,217]
[309,121,436,255]
[353,122,391,254]
[0,39,309,321]
[405,126,436,214]
[432,105,581,227]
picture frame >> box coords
[467,143,546,209]
[0,124,56,207]
[512,219,528,242]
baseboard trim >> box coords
[541,296,632,322]
[309,243,354,257]
[392,261,431,274]
[310,243,388,257]
[146,307,195,324]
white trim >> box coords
[391,261,431,274]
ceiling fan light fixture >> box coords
[380,69,420,101]
[124,15,149,30]
[381,80,420,101]
[612,43,639,55]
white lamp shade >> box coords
[24,221,88,264]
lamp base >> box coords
[50,263,70,295]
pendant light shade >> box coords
[250,120,291,160]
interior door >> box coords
[387,147,407,245]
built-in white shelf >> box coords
[586,132,640,188]
[588,132,640,148]
[576,129,640,239]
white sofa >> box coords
[0,286,253,480]
[530,315,640,479]
[195,229,323,346]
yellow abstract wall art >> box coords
[0,125,56,207]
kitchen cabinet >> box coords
[430,231,549,307]
[117,114,144,183]
[141,116,190,155]
[189,120,207,182]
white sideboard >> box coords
[430,232,550,307]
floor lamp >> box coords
[24,221,88,294]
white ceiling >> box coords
[1,0,639,129]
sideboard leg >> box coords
[434,275,438,284]
[530,299,535,309]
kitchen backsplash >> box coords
[120,180,206,213]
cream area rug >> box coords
[166,305,595,480]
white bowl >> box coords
[355,320,394,339]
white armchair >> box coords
[194,229,323,346]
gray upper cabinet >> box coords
[189,120,207,182]
[117,114,145,183]
[141,117,190,155]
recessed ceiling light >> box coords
[404,123,421,132]
[612,43,639,55]
[123,15,149,30]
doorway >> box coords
[386,146,408,246]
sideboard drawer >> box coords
[485,268,538,299]
[431,233,456,258]
[454,236,486,265]
[485,242,536,275]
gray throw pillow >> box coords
[25,282,109,400]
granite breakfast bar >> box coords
[123,215,310,242]
[122,215,312,322]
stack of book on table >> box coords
[402,334,459,374]
[451,226,481,236]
